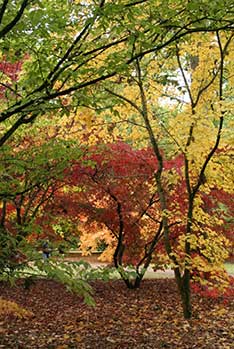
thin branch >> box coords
[0,0,29,39]
[125,0,148,7]
[0,112,38,147]
[30,0,107,96]
[0,82,22,98]
[153,113,184,153]
[0,199,7,227]
[0,0,9,25]
[176,45,194,106]
[104,87,142,114]
[136,220,163,275]
[192,31,234,198]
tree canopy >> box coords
[0,0,234,320]
[1,0,234,145]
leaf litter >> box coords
[0,278,233,348]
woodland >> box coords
[0,0,234,348]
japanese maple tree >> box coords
[52,141,184,288]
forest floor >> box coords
[0,278,234,349]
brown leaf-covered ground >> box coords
[0,278,233,349]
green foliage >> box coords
[0,221,118,306]
[1,1,234,145]
[0,229,21,276]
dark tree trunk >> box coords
[174,268,192,319]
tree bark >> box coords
[174,268,192,319]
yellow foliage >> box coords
[152,252,171,269]
[79,222,115,263]
[206,150,234,193]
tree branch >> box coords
[0,0,9,25]
[0,0,29,39]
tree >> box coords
[1,1,234,145]
[50,141,160,287]
[0,134,82,273]
[51,141,190,289]
[0,130,99,304]
[1,0,234,314]
[89,31,234,318]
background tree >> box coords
[0,132,82,272]
[49,141,161,288]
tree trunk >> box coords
[174,268,192,319]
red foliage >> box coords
[0,60,22,80]
[0,58,22,98]
[50,142,233,267]
[192,276,234,303]
[51,142,164,266]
